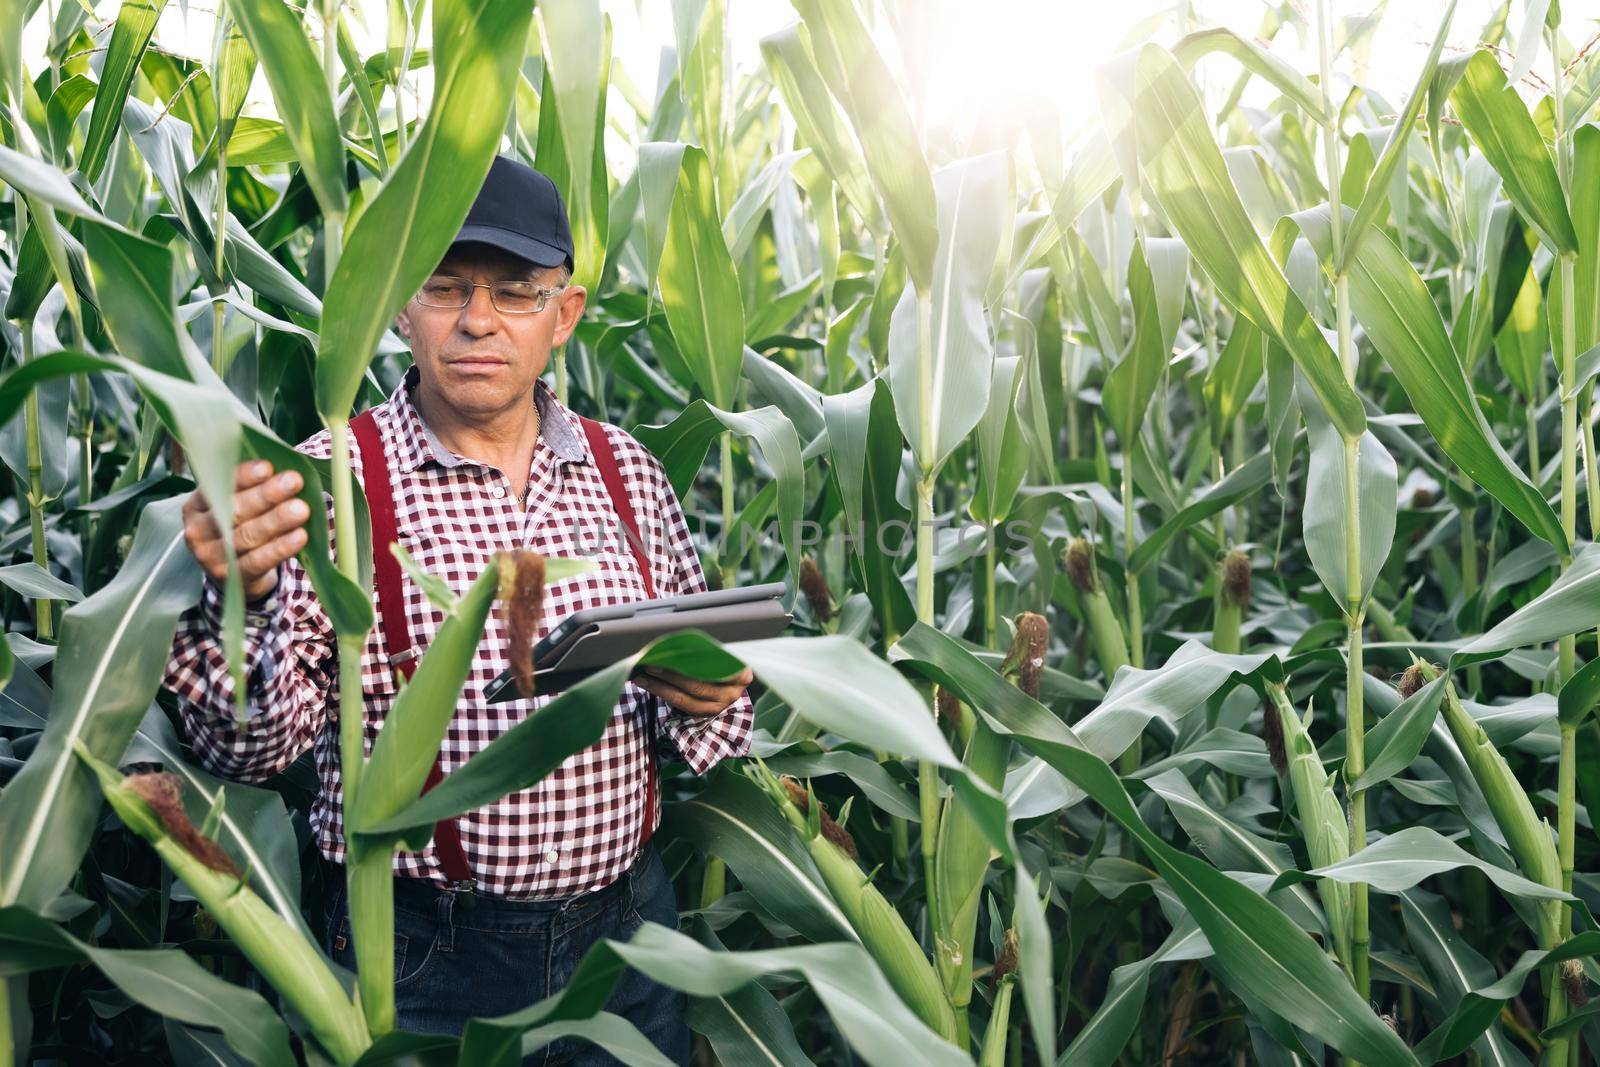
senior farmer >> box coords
[162,155,754,1062]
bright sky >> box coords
[29,1,1528,150]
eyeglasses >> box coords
[414,275,567,315]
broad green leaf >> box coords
[1071,640,1271,765]
[461,922,970,1067]
[759,21,878,234]
[1287,205,1565,550]
[1204,319,1265,447]
[1171,27,1330,127]
[1497,263,1548,400]
[1273,826,1570,901]
[887,151,1009,476]
[80,0,166,180]
[788,0,937,294]
[226,0,347,220]
[762,745,918,821]
[631,399,804,581]
[635,140,687,307]
[683,928,813,1067]
[970,355,1028,524]
[315,0,535,421]
[359,631,991,845]
[669,773,857,944]
[971,716,1418,1064]
[0,498,196,911]
[537,0,609,297]
[1401,889,1529,1067]
[1449,49,1578,254]
[1350,674,1448,793]
[1300,389,1397,610]
[1414,932,1600,1062]
[658,144,745,409]
[821,378,917,644]
[0,906,296,1067]
[1454,543,1600,665]
[1058,921,1205,1067]
[1097,45,1365,438]
[0,562,81,603]
[1102,239,1168,445]
[1557,655,1600,727]
[346,559,501,839]
[1129,449,1271,574]
[1339,0,1456,270]
[0,143,112,224]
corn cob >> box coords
[1264,683,1353,969]
[77,743,371,1065]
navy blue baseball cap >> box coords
[452,155,574,272]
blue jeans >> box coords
[321,844,690,1066]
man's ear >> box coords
[396,305,412,341]
[551,285,587,346]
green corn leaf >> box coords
[226,0,347,221]
[345,557,503,838]
[1285,205,1566,551]
[1271,825,1571,902]
[657,144,746,410]
[787,0,937,295]
[537,0,610,298]
[1449,48,1578,255]
[887,151,1010,476]
[461,921,970,1067]
[1299,385,1397,611]
[667,773,858,945]
[1171,27,1330,127]
[0,905,298,1067]
[1097,45,1365,438]
[1338,0,1457,271]
[315,0,534,422]
[631,399,803,582]
[1102,238,1179,446]
[1454,543,1600,666]
[1351,674,1448,793]
[0,498,196,911]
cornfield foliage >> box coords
[1,0,1599,1064]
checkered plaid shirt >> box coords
[162,366,753,898]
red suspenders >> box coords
[348,405,660,891]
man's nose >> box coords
[458,285,500,335]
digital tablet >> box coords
[484,580,791,702]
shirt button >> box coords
[490,484,506,499]
[545,848,560,864]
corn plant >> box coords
[1,1,1599,1065]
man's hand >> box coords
[182,460,311,601]
[633,664,753,717]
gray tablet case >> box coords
[484,581,790,702]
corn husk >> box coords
[758,768,957,1040]
[1266,685,1353,967]
[1415,662,1562,946]
[1065,538,1130,677]
[77,743,371,1064]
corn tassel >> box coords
[76,743,371,1065]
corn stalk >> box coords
[1316,0,1370,1034]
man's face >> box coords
[395,241,586,421]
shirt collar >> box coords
[389,363,591,474]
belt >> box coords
[324,845,648,917]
